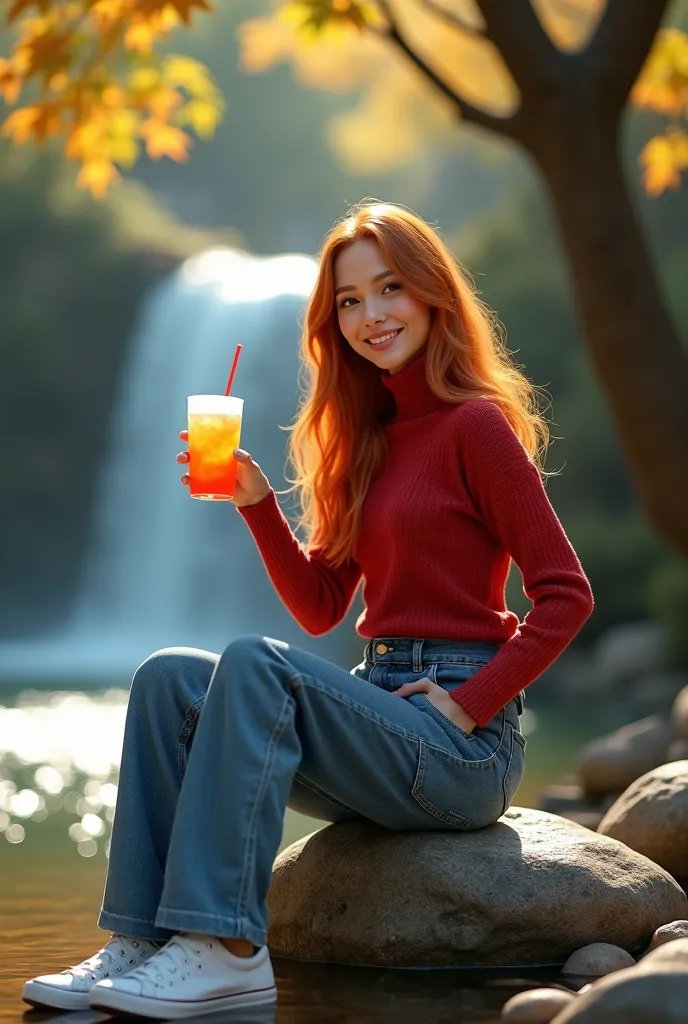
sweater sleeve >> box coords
[452,400,594,726]
[237,490,363,636]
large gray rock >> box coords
[267,809,687,967]
[578,716,675,798]
[598,761,688,887]
[551,940,688,1023]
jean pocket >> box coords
[411,740,474,830]
[416,692,476,741]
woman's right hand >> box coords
[177,430,272,508]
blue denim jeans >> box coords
[99,635,527,948]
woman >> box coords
[23,202,593,1018]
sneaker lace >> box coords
[65,935,149,981]
[126,934,215,988]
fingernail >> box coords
[234,449,248,460]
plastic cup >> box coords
[187,395,244,500]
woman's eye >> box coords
[338,281,401,309]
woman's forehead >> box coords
[333,238,387,286]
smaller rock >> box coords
[648,921,688,951]
[561,943,635,978]
[672,686,688,741]
[640,936,688,969]
[550,964,688,1022]
[578,715,676,797]
[501,988,576,1023]
[598,761,688,885]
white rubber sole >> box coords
[89,983,277,1019]
[22,979,91,1011]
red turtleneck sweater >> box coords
[238,351,593,726]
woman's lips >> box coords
[365,327,402,350]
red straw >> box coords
[225,344,242,396]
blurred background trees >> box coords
[1,0,687,670]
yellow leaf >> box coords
[164,0,211,26]
[107,134,140,167]
[163,55,217,98]
[67,118,108,160]
[639,131,688,196]
[124,16,157,54]
[1,105,41,143]
[139,118,191,160]
[0,56,24,104]
[128,66,160,93]
[176,97,221,138]
[146,86,182,118]
[76,158,120,198]
[89,0,130,24]
[108,108,140,137]
[48,71,69,92]
[633,28,688,118]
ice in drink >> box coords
[187,395,244,500]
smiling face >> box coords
[333,238,432,375]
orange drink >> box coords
[187,395,244,500]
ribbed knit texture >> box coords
[239,351,593,726]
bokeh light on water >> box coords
[0,688,128,858]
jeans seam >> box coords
[236,691,292,921]
[293,772,355,812]
[501,723,517,816]
[100,908,159,924]
[294,673,421,744]
[177,695,206,781]
[411,741,472,829]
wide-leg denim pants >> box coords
[98,635,527,948]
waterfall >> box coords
[0,248,359,686]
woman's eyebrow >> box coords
[334,269,394,296]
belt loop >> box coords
[516,690,525,715]
[412,639,423,673]
[364,640,372,663]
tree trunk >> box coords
[524,96,688,556]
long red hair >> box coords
[284,201,553,567]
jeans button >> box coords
[375,643,389,655]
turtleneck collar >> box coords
[380,349,447,422]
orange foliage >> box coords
[632,29,688,195]
[0,0,686,197]
[0,0,223,196]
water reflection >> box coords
[0,690,126,858]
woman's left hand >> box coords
[395,678,477,734]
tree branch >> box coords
[473,0,564,91]
[376,0,522,140]
[416,0,486,39]
[585,0,671,111]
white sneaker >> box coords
[22,934,162,1010]
[89,932,277,1019]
